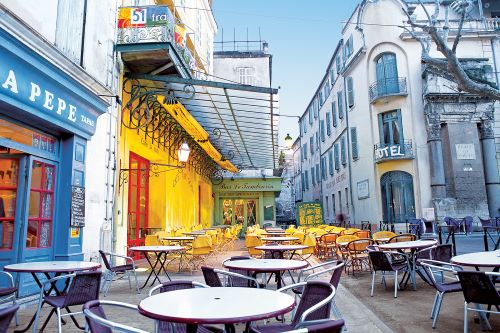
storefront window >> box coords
[223,199,233,225]
[0,159,18,249]
[0,118,57,154]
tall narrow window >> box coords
[311,168,315,186]
[375,53,399,95]
[320,120,326,142]
[325,196,330,217]
[332,102,337,127]
[345,187,349,209]
[334,144,340,170]
[310,137,314,155]
[341,136,347,165]
[321,157,327,180]
[337,91,344,119]
[316,164,320,183]
[346,77,355,109]
[378,110,403,147]
[303,143,308,160]
[305,171,309,190]
[351,127,359,160]
[328,150,334,175]
[326,112,331,136]
[332,194,336,216]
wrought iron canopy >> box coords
[126,74,280,170]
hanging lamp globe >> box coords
[284,133,293,149]
[178,142,191,163]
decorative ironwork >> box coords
[119,163,184,187]
[373,140,414,163]
[369,77,408,103]
[121,78,223,184]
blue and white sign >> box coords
[0,29,108,138]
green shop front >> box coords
[213,178,282,228]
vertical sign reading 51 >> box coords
[131,8,147,25]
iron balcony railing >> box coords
[369,77,408,103]
[117,6,196,73]
[374,140,414,163]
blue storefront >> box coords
[0,28,108,293]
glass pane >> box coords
[129,186,137,212]
[247,200,256,226]
[383,123,390,145]
[235,200,244,224]
[39,221,51,247]
[0,221,14,249]
[139,194,146,210]
[26,220,38,248]
[31,162,43,188]
[0,190,16,218]
[44,166,54,190]
[392,122,400,144]
[140,169,147,187]
[42,193,52,219]
[0,159,19,186]
[223,199,233,225]
[29,191,40,218]
[129,214,136,240]
[139,213,145,229]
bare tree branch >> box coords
[452,2,467,53]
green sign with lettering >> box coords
[296,202,324,227]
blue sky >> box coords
[212,1,358,146]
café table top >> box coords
[451,250,500,268]
[4,261,100,273]
[261,237,299,243]
[162,236,195,241]
[138,287,295,324]
[223,259,308,272]
[265,228,285,232]
[378,239,437,251]
[183,232,206,236]
[255,245,308,252]
[129,245,184,252]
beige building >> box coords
[298,0,500,229]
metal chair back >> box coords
[83,300,148,333]
[457,271,500,306]
[0,304,18,333]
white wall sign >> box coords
[375,145,404,160]
[455,144,475,160]
[422,208,435,221]
[357,179,369,199]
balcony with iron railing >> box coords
[369,77,408,103]
[116,5,196,77]
[374,140,414,163]
[411,18,500,33]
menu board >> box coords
[70,186,85,227]
[296,202,324,227]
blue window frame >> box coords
[376,53,399,95]
[326,112,331,136]
[337,91,344,119]
[332,102,337,127]
[316,164,320,183]
[341,136,347,165]
[378,110,403,147]
[328,150,334,175]
[334,143,340,170]
[320,120,325,142]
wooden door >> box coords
[127,153,149,256]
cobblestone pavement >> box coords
[9,234,499,332]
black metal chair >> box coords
[33,270,102,333]
[281,319,345,333]
[0,304,18,333]
[148,280,223,333]
[457,271,500,333]
[419,260,463,328]
[201,265,260,288]
[368,250,411,298]
[250,281,335,333]
[83,300,148,333]
[99,250,139,296]
[407,218,423,238]
[0,271,18,326]
[222,256,266,288]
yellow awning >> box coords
[158,96,238,173]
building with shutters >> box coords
[297,0,500,229]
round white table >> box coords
[129,246,184,288]
[379,240,437,290]
[261,237,299,244]
[451,250,500,271]
[255,245,308,259]
[4,261,100,333]
[223,259,308,289]
[138,287,295,332]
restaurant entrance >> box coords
[221,198,258,227]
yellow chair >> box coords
[372,231,397,244]
[291,231,306,244]
[285,226,296,235]
[295,233,317,261]
[145,235,160,246]
[245,234,263,258]
[317,233,338,259]
[336,235,359,261]
[185,235,212,270]
[388,233,416,243]
[346,238,375,275]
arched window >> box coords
[375,53,399,95]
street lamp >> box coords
[178,142,191,162]
[284,133,293,150]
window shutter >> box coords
[332,102,337,127]
[322,158,327,180]
[301,173,305,190]
[303,144,307,160]
[316,164,320,183]
[337,91,344,119]
[347,77,354,108]
[305,171,309,190]
[311,168,315,185]
[341,136,347,165]
[351,127,359,160]
[320,120,325,142]
[334,144,340,170]
[326,112,331,136]
[310,137,314,155]
[328,150,334,175]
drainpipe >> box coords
[343,75,357,226]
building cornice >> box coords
[0,4,114,101]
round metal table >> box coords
[451,250,500,271]
[255,244,308,259]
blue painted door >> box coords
[376,53,399,95]
[17,156,57,296]
[381,171,415,225]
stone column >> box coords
[480,111,500,217]
[426,110,446,198]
